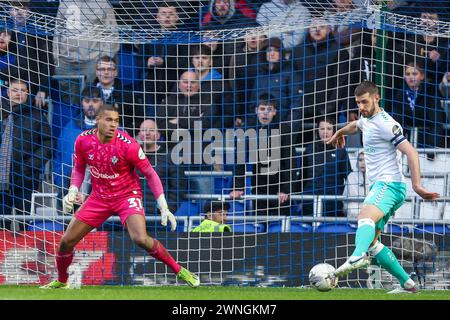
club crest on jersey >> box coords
[138,147,146,160]
[112,156,118,165]
[88,154,94,160]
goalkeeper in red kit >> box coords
[40,104,199,289]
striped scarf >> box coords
[0,114,13,191]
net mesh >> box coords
[0,0,449,289]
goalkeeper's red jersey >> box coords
[71,128,164,200]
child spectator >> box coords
[343,150,368,219]
[299,116,352,217]
[390,61,446,158]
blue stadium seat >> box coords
[268,221,283,233]
[289,222,313,233]
[117,44,145,88]
[27,221,64,232]
[413,224,450,234]
[214,176,232,194]
[175,201,201,216]
[228,201,246,215]
[232,222,265,233]
[386,224,409,234]
[315,223,357,233]
[290,201,302,215]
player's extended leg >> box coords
[125,214,200,287]
[335,205,383,277]
[368,235,418,294]
[40,217,94,289]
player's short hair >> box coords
[203,201,230,215]
[97,104,119,117]
[354,81,379,97]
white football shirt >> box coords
[357,109,406,186]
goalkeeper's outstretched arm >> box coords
[326,120,359,148]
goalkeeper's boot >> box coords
[39,280,70,289]
[335,253,370,277]
[177,267,200,288]
[388,278,419,294]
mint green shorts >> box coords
[364,181,406,231]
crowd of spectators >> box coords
[0,0,450,224]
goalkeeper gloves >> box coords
[62,186,79,214]
[157,194,177,231]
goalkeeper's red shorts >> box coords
[74,194,145,228]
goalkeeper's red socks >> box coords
[147,239,181,274]
[56,250,74,283]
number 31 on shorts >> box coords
[128,197,143,210]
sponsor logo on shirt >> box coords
[90,166,119,179]
[364,146,376,154]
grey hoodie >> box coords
[53,0,119,63]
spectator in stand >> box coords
[140,1,192,105]
[439,71,450,99]
[343,30,377,123]
[53,0,120,105]
[201,0,258,30]
[329,0,363,49]
[6,1,53,108]
[256,0,311,50]
[343,150,368,219]
[291,17,348,143]
[136,119,186,216]
[92,55,143,137]
[248,37,302,123]
[298,116,351,217]
[224,31,266,127]
[28,0,60,17]
[115,0,197,30]
[338,28,397,131]
[201,31,229,75]
[156,70,220,148]
[190,44,223,94]
[403,11,449,85]
[0,28,18,97]
[192,201,231,232]
[0,79,52,227]
[190,44,233,128]
[389,61,446,158]
[229,95,292,216]
[52,86,102,199]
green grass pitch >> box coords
[0,285,448,300]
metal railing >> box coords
[1,213,449,233]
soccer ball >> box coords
[309,263,338,292]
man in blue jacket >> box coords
[52,86,103,199]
